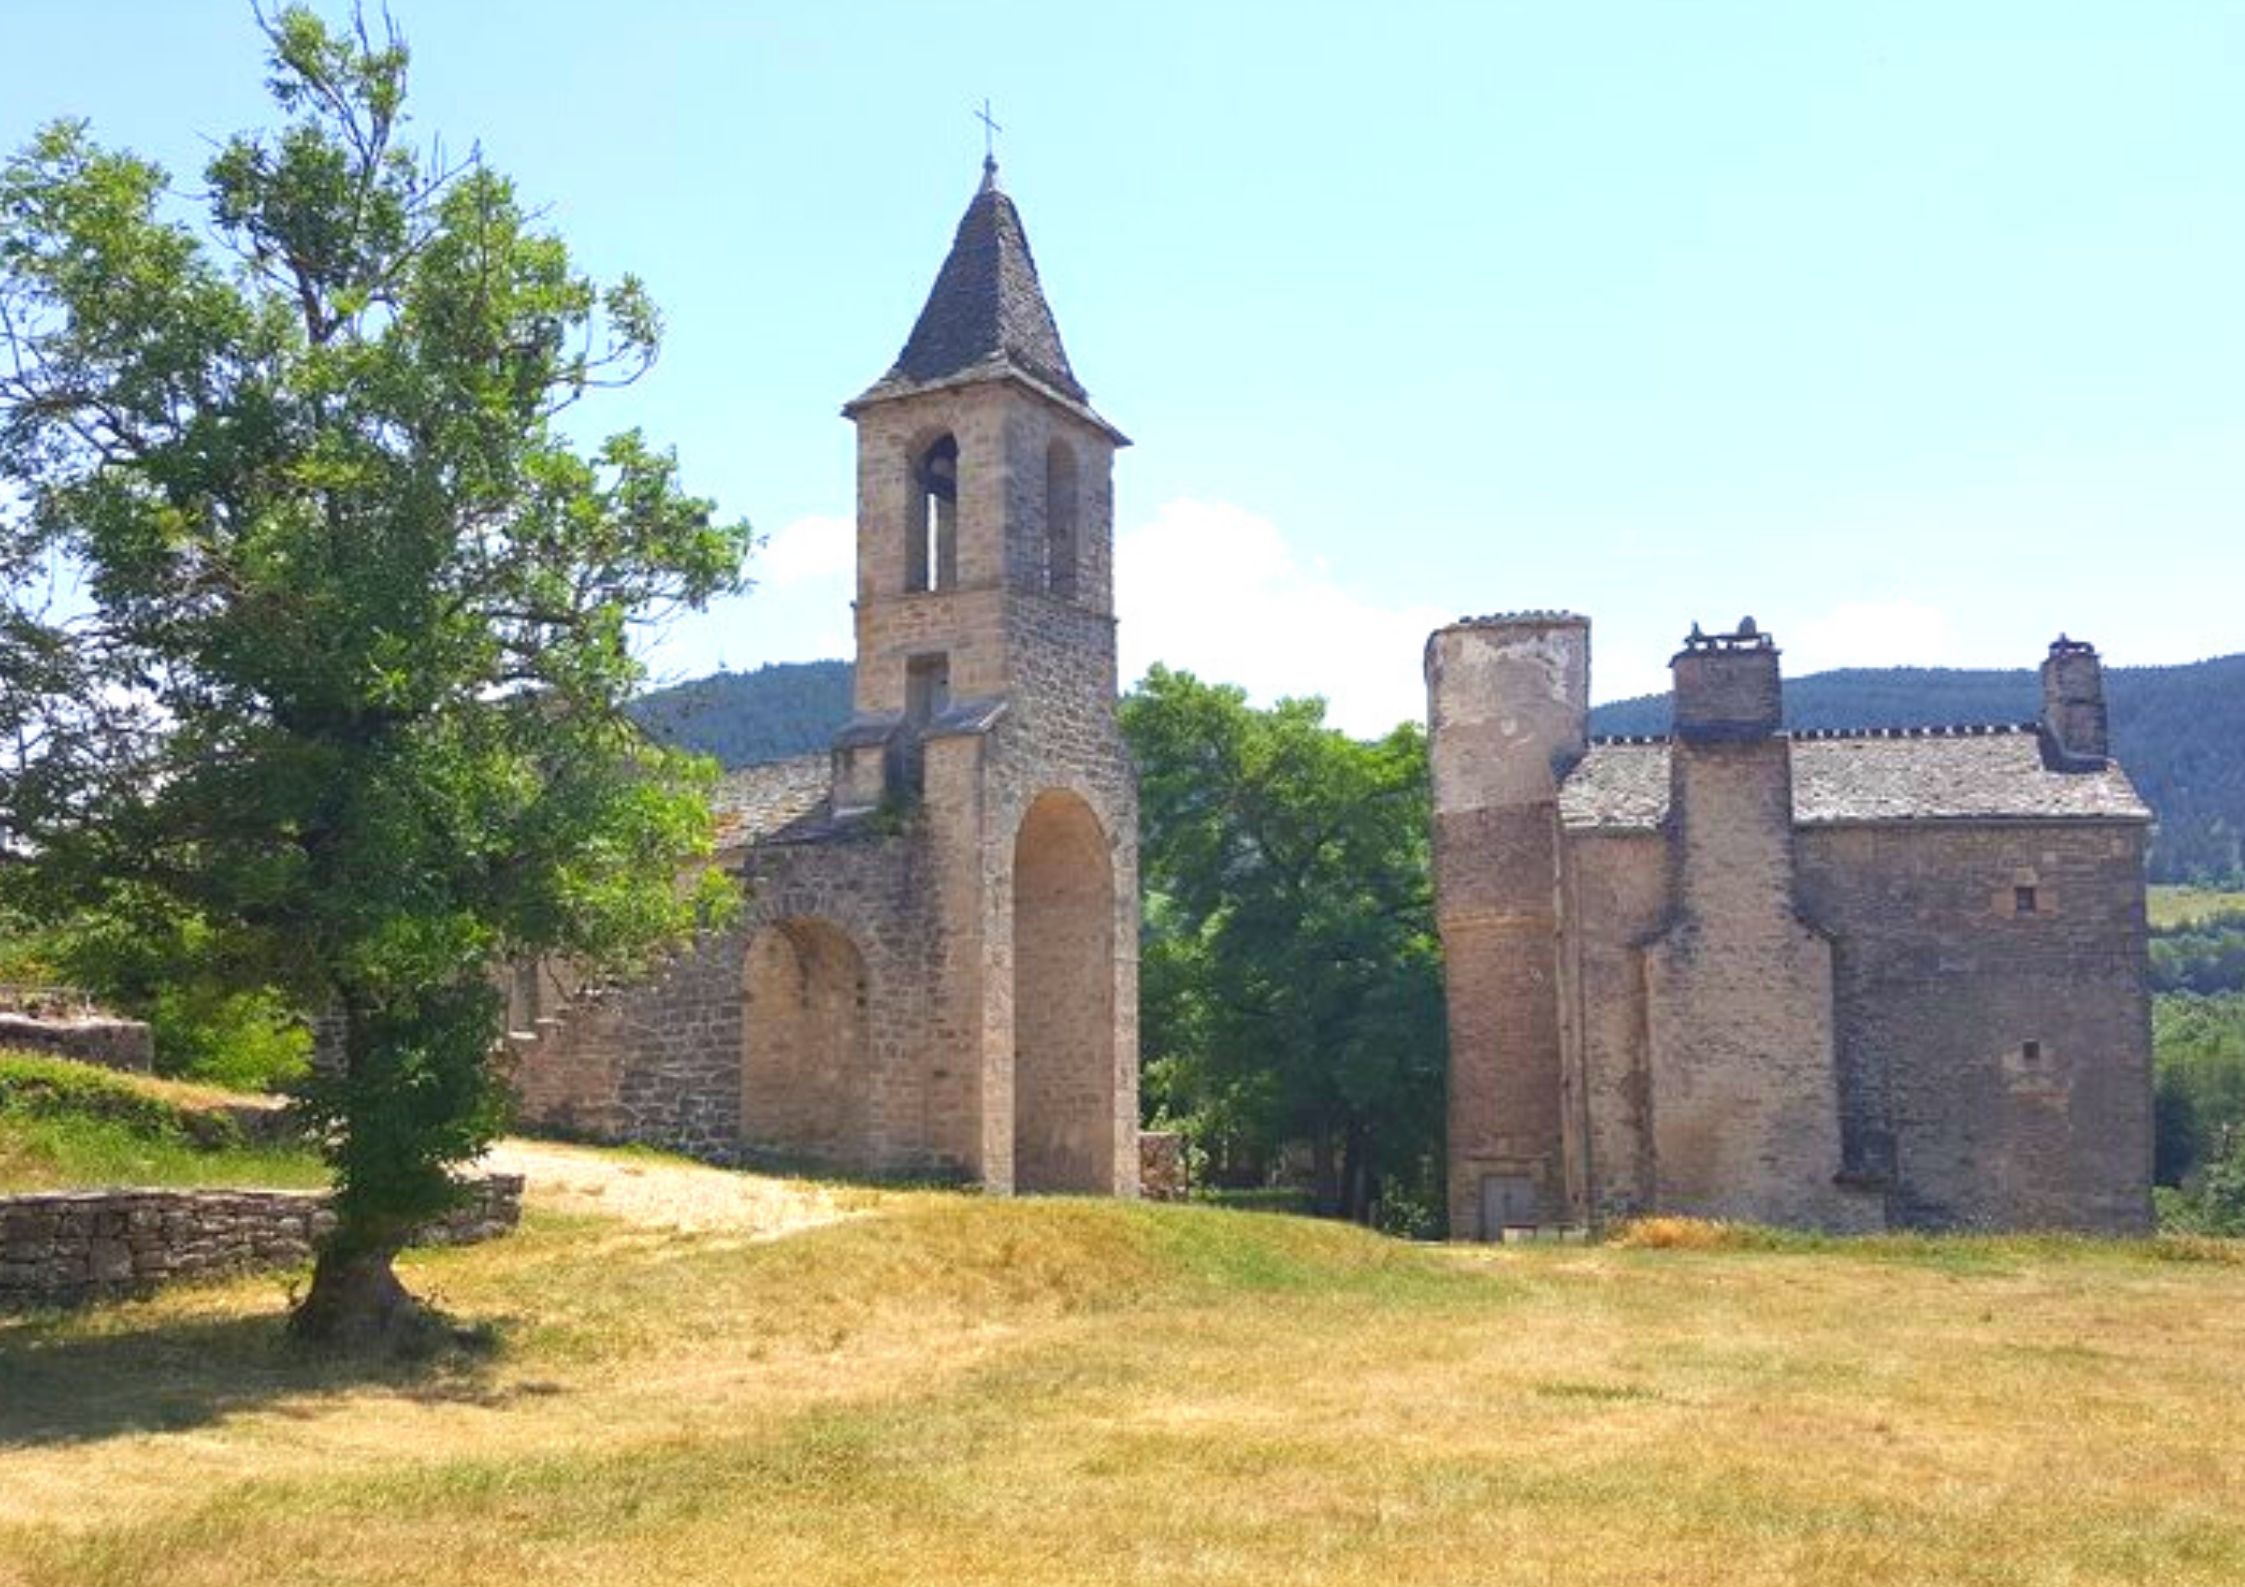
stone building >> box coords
[1426,614,2153,1238]
[510,157,1139,1195]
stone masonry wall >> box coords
[1424,617,1588,1238]
[1795,820,2153,1232]
[1557,830,1667,1224]
[0,1175,522,1309]
[511,825,957,1176]
[0,1011,155,1073]
[513,370,1139,1199]
[1560,814,2153,1233]
[1644,740,1877,1232]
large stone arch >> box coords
[741,917,873,1169]
[1011,789,1117,1192]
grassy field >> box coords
[3,1181,2243,1587]
[2148,884,2245,930]
[0,1052,324,1194]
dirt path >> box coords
[478,1138,877,1238]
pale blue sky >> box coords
[4,2,2240,730]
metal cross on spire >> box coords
[975,98,1003,166]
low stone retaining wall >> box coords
[0,1010,155,1074]
[0,1175,523,1310]
[1139,1130,1188,1202]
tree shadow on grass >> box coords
[0,1298,519,1449]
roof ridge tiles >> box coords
[1589,721,2039,747]
[1450,609,1588,628]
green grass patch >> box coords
[0,1050,323,1193]
[1608,1214,2244,1271]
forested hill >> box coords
[633,652,2245,885]
[1590,653,2245,885]
[630,661,853,769]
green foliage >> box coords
[0,1051,325,1191]
[632,660,853,767]
[2155,1140,2245,1237]
[0,6,748,1331]
[0,1052,235,1143]
[22,902,311,1088]
[148,984,311,1092]
[2149,908,2245,997]
[2148,896,2245,1223]
[2152,992,2245,1193]
[1591,656,2245,886]
[1122,666,1446,1230]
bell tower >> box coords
[827,156,1140,1195]
[507,156,1139,1198]
[832,156,1129,811]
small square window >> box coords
[2014,885,2039,915]
[906,653,951,724]
[2021,1040,2042,1063]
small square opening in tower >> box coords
[2021,1039,2042,1063]
[2014,885,2039,915]
[906,652,951,725]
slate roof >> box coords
[711,755,832,850]
[849,161,1121,438]
[1558,726,2151,832]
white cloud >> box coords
[1116,498,1448,737]
[634,513,854,684]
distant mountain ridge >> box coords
[633,653,2245,885]
[629,660,853,771]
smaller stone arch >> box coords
[1012,789,1118,1192]
[907,432,959,593]
[742,917,874,1169]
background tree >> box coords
[1122,666,1446,1230]
[0,6,750,1343]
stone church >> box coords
[507,156,2156,1235]
[511,157,1139,1195]
[1426,614,2154,1238]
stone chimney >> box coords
[1650,616,1872,1231]
[1671,618,1781,741]
[2040,636,2108,766]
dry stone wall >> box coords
[0,1175,522,1309]
[0,1010,154,1073]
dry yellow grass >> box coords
[3,1174,2242,1587]
[478,1136,884,1236]
[2147,883,2245,930]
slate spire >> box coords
[854,159,1089,407]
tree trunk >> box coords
[289,1244,421,1348]
[1341,1119,1374,1225]
[287,995,430,1349]
[1310,1123,1340,1217]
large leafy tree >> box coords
[1121,666,1446,1229]
[0,7,750,1342]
